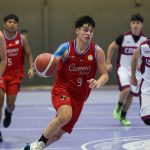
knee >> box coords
[57,114,72,126]
[143,118,150,126]
[124,87,131,93]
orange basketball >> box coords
[34,53,58,77]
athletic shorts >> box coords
[51,88,84,133]
[0,74,23,95]
[140,79,150,120]
[117,67,142,95]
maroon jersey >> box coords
[52,40,97,101]
[3,32,25,77]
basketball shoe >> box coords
[3,108,12,128]
[120,118,131,126]
[113,105,122,120]
[21,141,45,150]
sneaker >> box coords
[3,108,12,128]
[21,141,45,150]
[20,143,30,150]
[120,118,131,126]
[113,107,121,120]
[0,131,3,142]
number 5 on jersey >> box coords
[8,58,12,66]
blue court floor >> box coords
[0,87,150,150]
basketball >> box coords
[34,53,58,77]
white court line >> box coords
[0,148,72,150]
[10,116,140,119]
[16,106,55,111]
[80,135,150,150]
[0,126,149,131]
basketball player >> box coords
[131,39,150,126]
[0,14,34,141]
[0,31,7,141]
[21,15,108,150]
[106,13,148,126]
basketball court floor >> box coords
[0,87,150,150]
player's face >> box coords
[130,21,143,35]
[76,24,94,43]
[4,19,18,34]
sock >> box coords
[116,102,123,112]
[121,111,127,119]
[38,134,48,145]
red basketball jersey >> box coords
[52,40,97,101]
[3,32,25,77]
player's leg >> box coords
[3,75,21,128]
[120,93,132,126]
[3,94,17,128]
[0,89,5,121]
[113,88,130,119]
[21,93,73,150]
[0,77,7,141]
[22,105,72,150]
[113,67,131,120]
[21,92,84,150]
[43,104,72,140]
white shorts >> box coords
[140,80,150,118]
[117,67,142,94]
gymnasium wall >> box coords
[0,0,150,86]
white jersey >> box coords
[140,40,150,83]
[118,32,147,71]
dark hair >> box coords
[4,14,19,23]
[75,15,95,28]
[130,13,143,23]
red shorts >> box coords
[0,74,22,95]
[52,89,84,133]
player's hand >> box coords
[87,78,101,88]
[106,63,113,72]
[28,68,34,79]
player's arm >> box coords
[21,35,34,78]
[87,46,109,88]
[106,41,119,72]
[0,31,7,78]
[131,47,141,86]
[107,34,123,72]
[54,42,69,63]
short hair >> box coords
[4,14,19,23]
[75,15,95,28]
[130,13,143,23]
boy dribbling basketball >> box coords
[21,15,108,150]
